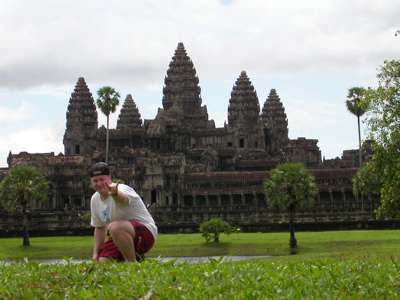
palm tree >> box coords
[1,166,49,246]
[345,87,368,168]
[263,162,318,248]
[346,87,369,212]
[96,86,121,164]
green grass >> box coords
[1,230,399,261]
[1,230,399,299]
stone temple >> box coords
[2,42,372,212]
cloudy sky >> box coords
[0,0,399,168]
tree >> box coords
[363,60,400,217]
[263,163,318,248]
[1,166,49,246]
[352,164,382,204]
[199,218,231,242]
[346,87,369,211]
[345,87,368,168]
[96,86,121,164]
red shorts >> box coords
[98,221,155,262]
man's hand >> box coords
[104,180,120,196]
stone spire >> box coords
[116,94,142,130]
[160,42,209,128]
[261,89,289,154]
[227,71,261,128]
[63,77,98,156]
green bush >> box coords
[199,218,231,242]
[81,213,91,221]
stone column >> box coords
[328,189,333,205]
[192,193,197,207]
[81,195,85,208]
[217,194,221,206]
[52,195,56,208]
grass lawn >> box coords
[0,229,399,262]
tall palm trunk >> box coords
[22,204,30,246]
[106,114,110,164]
[357,115,364,211]
[357,115,362,168]
[289,209,297,248]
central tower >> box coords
[161,42,210,129]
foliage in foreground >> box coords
[1,256,399,299]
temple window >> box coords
[239,139,245,148]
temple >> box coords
[2,43,373,214]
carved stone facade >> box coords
[4,42,372,211]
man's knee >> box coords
[108,220,135,236]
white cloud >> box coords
[0,0,399,167]
[1,0,398,88]
[0,120,64,166]
[0,101,35,122]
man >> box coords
[89,162,157,262]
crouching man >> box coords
[89,162,157,263]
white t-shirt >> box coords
[90,184,157,240]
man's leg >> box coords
[98,256,114,263]
[108,220,137,262]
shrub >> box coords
[81,213,91,221]
[199,218,231,242]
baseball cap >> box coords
[90,162,110,177]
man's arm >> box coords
[93,225,108,261]
[111,189,128,204]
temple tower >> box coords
[160,42,210,129]
[116,94,142,130]
[63,77,98,156]
[261,89,289,154]
[227,71,264,150]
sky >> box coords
[0,0,399,168]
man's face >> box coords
[90,173,111,193]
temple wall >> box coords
[1,201,397,238]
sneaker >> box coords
[136,253,145,262]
